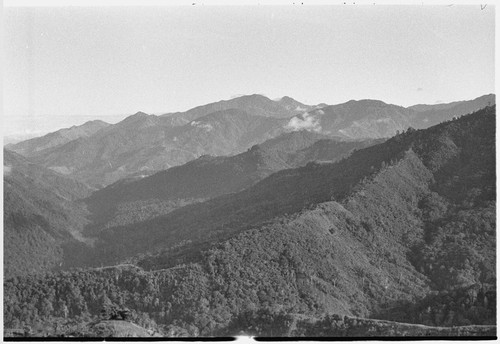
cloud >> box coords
[417,87,423,92]
[375,118,392,123]
[191,121,213,131]
[285,112,322,132]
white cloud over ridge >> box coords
[285,112,321,132]
[191,121,214,132]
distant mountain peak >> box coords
[275,96,311,113]
[276,95,302,104]
[118,111,154,125]
[225,94,271,105]
[346,99,389,107]
[84,119,109,125]
[132,111,149,117]
[278,96,296,102]
[242,93,269,100]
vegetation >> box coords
[293,313,496,337]
[3,105,496,337]
[3,150,91,278]
[84,130,376,231]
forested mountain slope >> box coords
[65,106,495,272]
[3,150,93,278]
[4,106,495,337]
[84,130,379,230]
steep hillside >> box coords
[289,138,383,165]
[67,107,494,271]
[3,106,495,337]
[84,131,374,230]
[4,150,94,201]
[257,130,330,162]
[3,150,93,278]
[7,120,110,157]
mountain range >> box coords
[160,94,314,126]
[6,94,494,188]
[293,94,494,138]
[2,95,496,338]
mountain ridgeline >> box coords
[6,94,494,188]
[5,120,110,157]
[4,105,495,337]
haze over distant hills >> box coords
[6,94,495,188]
[7,120,110,156]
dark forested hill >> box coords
[3,150,93,278]
[3,105,495,338]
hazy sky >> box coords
[3,5,495,137]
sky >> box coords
[3,3,495,139]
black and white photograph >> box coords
[2,0,496,339]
